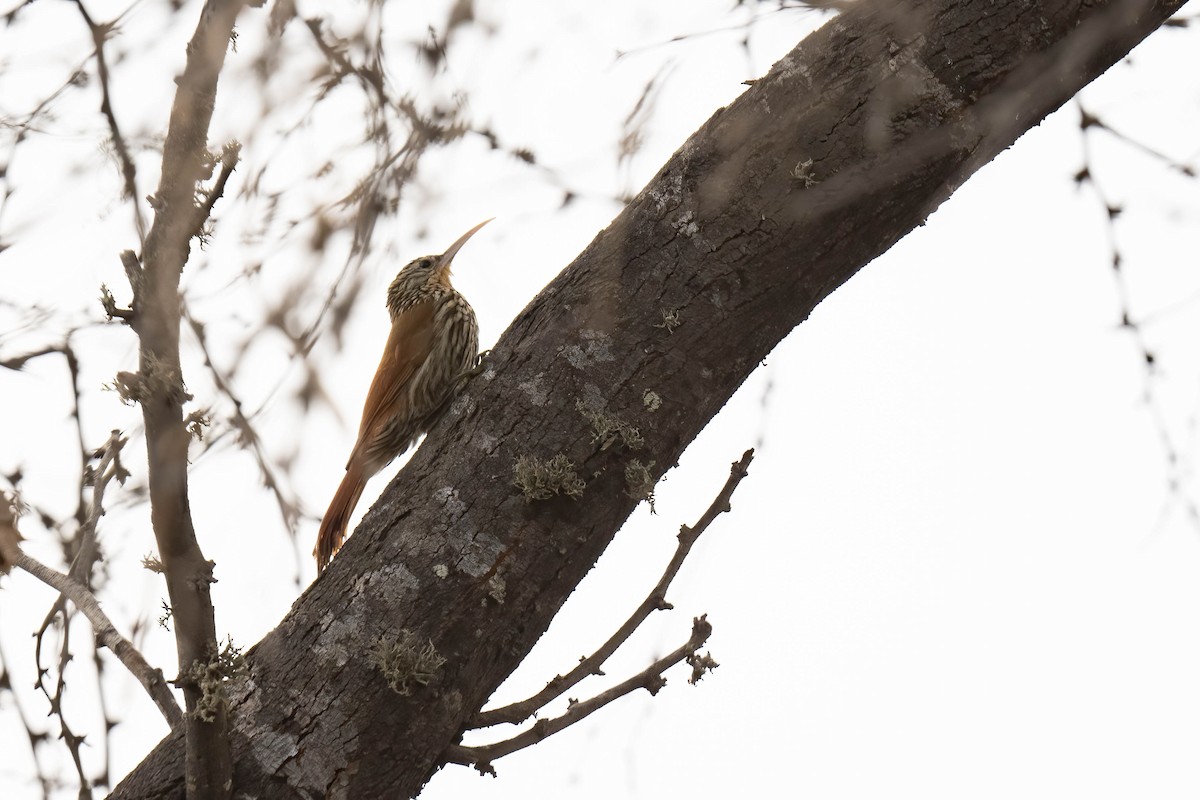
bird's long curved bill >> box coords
[438,218,493,272]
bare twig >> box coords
[71,430,129,586]
[24,430,131,791]
[447,616,715,776]
[0,497,52,799]
[0,344,67,371]
[0,56,88,240]
[0,641,53,800]
[73,0,147,243]
[32,588,90,794]
[183,306,302,540]
[192,141,241,241]
[34,429,128,657]
[0,341,100,573]
[118,250,144,309]
[91,642,115,791]
[16,553,185,728]
[472,449,754,728]
[1075,101,1200,529]
[1081,108,1196,177]
[2,378,126,796]
[62,340,91,531]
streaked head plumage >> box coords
[386,219,492,315]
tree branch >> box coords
[15,552,185,729]
[32,570,91,793]
[183,305,301,540]
[124,0,251,796]
[70,429,129,586]
[472,449,753,728]
[0,641,54,799]
[73,0,147,243]
[447,615,715,776]
[191,141,241,242]
[13,427,129,794]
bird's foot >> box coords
[469,349,491,376]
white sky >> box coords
[2,1,1199,798]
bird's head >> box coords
[392,219,492,295]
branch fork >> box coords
[449,450,754,775]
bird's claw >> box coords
[469,349,491,376]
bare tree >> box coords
[1,0,1195,797]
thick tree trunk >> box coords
[112,0,1187,796]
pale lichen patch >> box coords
[579,383,607,410]
[351,562,419,601]
[650,172,683,212]
[457,530,505,578]
[449,393,475,417]
[486,575,506,604]
[561,330,615,370]
[317,615,361,669]
[624,458,658,512]
[672,209,699,238]
[518,374,551,406]
[433,486,467,517]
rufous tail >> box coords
[315,465,366,573]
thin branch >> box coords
[472,449,754,728]
[73,0,147,243]
[3,364,124,796]
[15,553,184,728]
[0,344,65,371]
[1075,102,1200,529]
[0,341,100,574]
[0,599,54,800]
[447,616,716,776]
[90,640,115,792]
[21,430,131,794]
[70,430,129,587]
[183,306,302,540]
[1083,110,1196,177]
[34,429,128,675]
[191,140,241,241]
[119,250,144,307]
[34,590,90,795]
[62,339,91,537]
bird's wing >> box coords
[347,301,436,471]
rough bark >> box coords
[111,0,1187,796]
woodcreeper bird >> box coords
[314,219,490,572]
